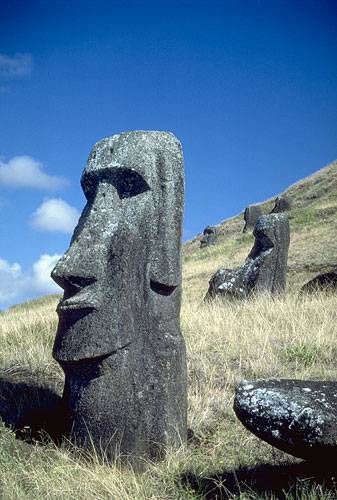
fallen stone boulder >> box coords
[206,214,290,300]
[243,204,263,233]
[300,270,337,294]
[234,378,337,461]
[270,195,292,213]
[200,226,218,248]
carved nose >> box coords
[51,194,111,294]
[51,249,97,293]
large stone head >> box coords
[249,213,290,256]
[52,131,184,363]
[247,213,290,293]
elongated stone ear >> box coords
[149,146,184,290]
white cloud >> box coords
[31,198,80,234]
[0,156,68,191]
[0,53,33,77]
[0,254,61,307]
[32,254,61,292]
[0,258,23,303]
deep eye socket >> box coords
[82,168,151,200]
[114,169,150,199]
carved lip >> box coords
[57,299,96,313]
[55,341,133,370]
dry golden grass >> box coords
[1,160,337,497]
[0,273,336,498]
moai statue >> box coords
[51,131,187,466]
[206,214,290,300]
[200,225,218,248]
[243,204,263,233]
[270,195,292,214]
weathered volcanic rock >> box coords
[300,270,337,294]
[234,379,337,461]
[200,225,218,248]
[270,195,292,213]
[205,267,246,299]
[243,205,263,233]
[206,214,290,300]
[51,131,187,467]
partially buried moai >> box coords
[206,213,290,300]
[51,131,187,466]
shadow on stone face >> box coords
[0,370,68,444]
[181,461,337,499]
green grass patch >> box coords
[283,343,321,368]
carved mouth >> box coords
[54,275,98,314]
[57,299,97,313]
[59,341,133,378]
[150,279,177,296]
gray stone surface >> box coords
[243,204,263,233]
[300,270,337,294]
[205,267,246,300]
[206,214,290,300]
[51,131,187,466]
[234,379,337,461]
[270,195,292,213]
[200,225,218,248]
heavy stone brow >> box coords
[81,167,151,200]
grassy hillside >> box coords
[184,158,337,301]
[0,159,337,499]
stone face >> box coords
[243,205,263,233]
[270,195,292,213]
[51,131,187,465]
[300,271,337,294]
[200,225,218,248]
[234,379,337,461]
[206,214,290,300]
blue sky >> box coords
[0,0,336,307]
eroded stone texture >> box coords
[205,267,246,300]
[206,214,290,300]
[243,205,263,233]
[200,225,218,248]
[270,195,292,213]
[51,131,187,466]
[234,379,337,461]
[300,270,337,294]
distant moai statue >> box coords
[206,214,290,300]
[243,204,263,233]
[52,131,187,466]
[270,195,292,213]
[200,225,218,248]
